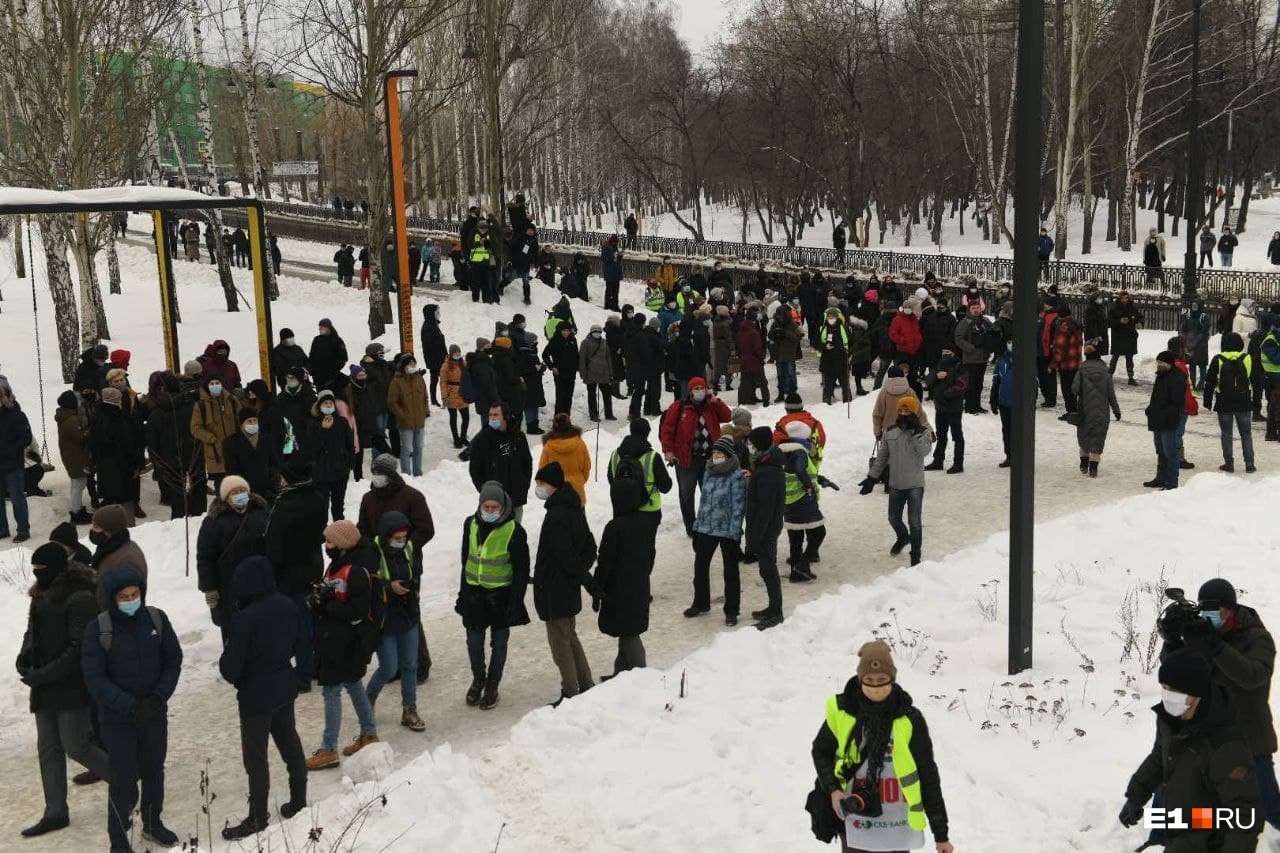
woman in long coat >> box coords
[1071,344,1121,478]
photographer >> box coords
[1160,579,1279,830]
[808,641,952,853]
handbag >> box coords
[804,777,842,843]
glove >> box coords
[130,696,164,724]
[1182,617,1221,655]
[1118,798,1144,828]
[858,478,876,496]
[204,590,220,610]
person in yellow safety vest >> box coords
[469,221,497,304]
[364,511,427,732]
[777,420,824,582]
[606,418,672,533]
[675,282,702,314]
[819,307,852,404]
[456,481,531,711]
[1260,316,1280,441]
[808,640,953,853]
[1203,332,1257,473]
[644,278,666,312]
[654,256,678,294]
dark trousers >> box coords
[1038,256,1050,277]
[1268,379,1280,439]
[692,532,740,616]
[627,373,662,417]
[1058,368,1079,412]
[288,592,315,688]
[1199,249,1213,268]
[1036,355,1056,404]
[586,382,614,419]
[1109,352,1135,379]
[754,529,782,613]
[239,701,307,823]
[604,277,621,311]
[553,375,576,415]
[318,479,347,521]
[1154,429,1179,487]
[101,715,167,849]
[36,707,110,821]
[932,411,965,465]
[998,405,1012,458]
[1255,755,1280,829]
[448,407,471,442]
[821,370,852,403]
[469,265,486,302]
[738,371,770,405]
[675,460,705,535]
[964,363,987,410]
[787,527,826,565]
[160,478,207,519]
[428,367,441,406]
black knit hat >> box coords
[629,418,651,439]
[784,392,803,412]
[1158,649,1212,698]
[31,542,68,573]
[748,426,773,452]
[1197,578,1237,609]
[535,461,565,489]
[49,522,81,550]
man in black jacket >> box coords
[1203,332,1257,473]
[1145,351,1188,489]
[745,429,785,629]
[625,316,665,419]
[270,329,310,392]
[17,544,110,838]
[532,462,598,704]
[265,459,328,691]
[218,556,307,839]
[420,305,448,407]
[1119,649,1260,849]
[469,403,533,521]
[542,324,580,416]
[0,382,34,542]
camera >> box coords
[839,781,882,819]
[1158,587,1206,644]
[305,582,334,610]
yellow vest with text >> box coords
[470,235,492,265]
[824,695,926,831]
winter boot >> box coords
[1179,448,1194,470]
[910,552,921,566]
[306,750,339,771]
[999,458,1011,468]
[924,459,944,472]
[341,734,379,757]
[526,424,544,435]
[1220,462,1235,473]
[1079,457,1089,474]
[1128,376,1138,386]
[788,561,816,582]
[69,508,93,525]
[465,676,485,706]
[683,605,710,617]
[890,536,909,556]
[21,816,70,837]
[1088,461,1099,478]
[141,822,179,847]
[946,462,964,474]
[479,679,501,710]
[221,815,269,841]
[280,800,306,820]
[72,769,102,785]
[401,705,426,732]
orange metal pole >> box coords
[384,70,418,354]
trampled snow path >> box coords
[0,233,1273,850]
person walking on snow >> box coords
[363,511,427,732]
[778,421,825,581]
[684,436,746,626]
[661,377,732,536]
[924,349,967,474]
[1144,351,1188,490]
[744,427,786,629]
[593,476,657,674]
[808,640,952,853]
[1071,344,1121,478]
[861,396,933,566]
[1203,332,1257,474]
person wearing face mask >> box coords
[537,413,592,506]
[578,323,615,421]
[1107,290,1144,386]
[684,437,745,626]
[265,458,328,691]
[1144,351,1188,489]
[387,354,429,477]
[860,397,934,566]
[305,389,356,519]
[197,339,242,391]
[82,566,183,852]
[357,454,435,549]
[889,298,925,379]
[196,476,269,644]
[468,403,533,521]
[307,521,380,770]
[1119,649,1260,848]
[275,367,317,443]
[542,323,580,416]
[661,377,732,536]
[457,482,531,710]
[364,511,427,732]
[1158,579,1280,831]
[16,544,110,838]
[819,307,852,405]
[223,409,282,503]
[1081,285,1109,356]
[190,372,241,493]
[89,504,148,609]
[808,641,952,853]
[532,462,599,704]
[308,319,349,390]
[88,386,142,525]
[440,344,472,448]
[271,328,310,392]
[776,421,825,580]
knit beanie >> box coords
[476,337,491,350]
[1197,578,1237,608]
[731,407,752,428]
[535,461,566,489]
[1156,350,1176,367]
[92,504,129,535]
[748,426,773,452]
[238,408,258,424]
[1159,648,1212,698]
[371,453,399,476]
[349,364,366,378]
[32,542,69,573]
[183,359,204,377]
[784,420,812,440]
[784,392,803,412]
[219,475,250,501]
[897,396,921,416]
[712,436,737,457]
[280,328,295,340]
[49,521,81,550]
[322,520,361,551]
[100,387,122,407]
[478,480,508,507]
[629,418,651,439]
[281,456,313,484]
[857,640,897,682]
[57,390,78,410]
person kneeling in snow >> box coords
[807,641,952,853]
[861,397,933,566]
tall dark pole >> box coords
[1009,0,1043,676]
[1183,0,1204,300]
[384,69,419,354]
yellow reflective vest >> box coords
[824,695,926,831]
[464,518,514,589]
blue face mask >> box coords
[243,423,259,436]
[488,418,503,430]
[208,383,223,396]
[1202,610,1224,629]
[479,509,501,524]
[389,539,407,550]
[118,598,142,617]
[230,492,250,509]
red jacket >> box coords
[888,313,923,355]
[660,396,732,469]
[1039,311,1059,358]
[1175,356,1199,416]
[735,322,766,374]
[1049,317,1083,372]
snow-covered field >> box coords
[0,228,1274,851]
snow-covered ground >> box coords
[0,228,1274,850]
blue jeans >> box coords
[398,427,424,476]
[1153,430,1179,487]
[320,681,376,752]
[524,404,540,429]
[1221,251,1234,267]
[1218,411,1255,467]
[0,467,29,535]
[288,593,315,688]
[466,626,509,682]
[1256,755,1280,829]
[887,487,924,559]
[366,629,418,706]
[775,361,797,396]
[1175,412,1187,452]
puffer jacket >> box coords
[18,565,98,713]
[1072,358,1120,455]
[440,356,467,410]
[578,334,614,384]
[196,496,270,626]
[532,486,598,621]
[219,556,301,714]
[692,461,746,539]
[538,427,592,506]
[190,385,241,475]
[868,423,933,491]
[871,376,931,438]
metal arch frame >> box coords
[0,194,274,382]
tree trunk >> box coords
[106,224,122,295]
[1237,173,1255,234]
[69,215,108,344]
[13,215,25,279]
[39,219,79,382]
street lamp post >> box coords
[1183,0,1204,301]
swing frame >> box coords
[0,186,275,381]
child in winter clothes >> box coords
[925,349,968,473]
[686,436,746,625]
[778,421,824,582]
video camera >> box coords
[1157,587,1208,644]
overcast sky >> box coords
[671,0,744,55]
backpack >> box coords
[367,571,390,636]
[612,450,654,502]
[459,366,477,404]
[1218,356,1250,400]
[97,607,167,652]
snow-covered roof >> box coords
[0,185,256,212]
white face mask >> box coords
[371,474,389,489]
[283,338,295,346]
[534,484,553,501]
[1161,688,1192,717]
[691,390,706,403]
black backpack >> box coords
[1218,355,1250,400]
[612,450,653,502]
